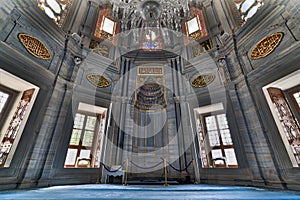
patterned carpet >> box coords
[0,184,300,199]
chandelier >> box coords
[108,0,191,32]
[94,0,209,49]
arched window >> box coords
[234,0,264,22]
[37,0,73,27]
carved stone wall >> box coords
[214,0,300,190]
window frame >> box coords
[64,111,101,168]
[185,8,209,42]
[197,111,238,168]
[92,9,118,41]
[0,88,36,168]
[201,111,238,168]
[267,87,300,167]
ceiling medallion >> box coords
[191,74,215,88]
[87,74,110,88]
[18,33,51,60]
[250,32,284,60]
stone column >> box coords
[186,102,201,183]
[80,0,99,47]
[116,58,131,164]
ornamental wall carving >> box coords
[250,32,283,60]
[18,33,51,60]
[191,74,215,88]
[87,74,110,88]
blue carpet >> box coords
[0,184,299,199]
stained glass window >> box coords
[234,0,264,22]
[141,28,162,51]
[94,9,118,41]
[185,9,208,41]
[37,0,73,27]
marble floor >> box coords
[0,184,300,199]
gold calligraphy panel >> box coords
[18,33,51,60]
[87,74,110,88]
[250,32,283,60]
[191,74,215,88]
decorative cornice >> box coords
[87,74,110,88]
[250,32,284,60]
[18,33,51,60]
[191,73,215,88]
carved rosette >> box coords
[191,74,215,88]
[250,32,284,60]
[18,33,51,60]
[87,74,110,88]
